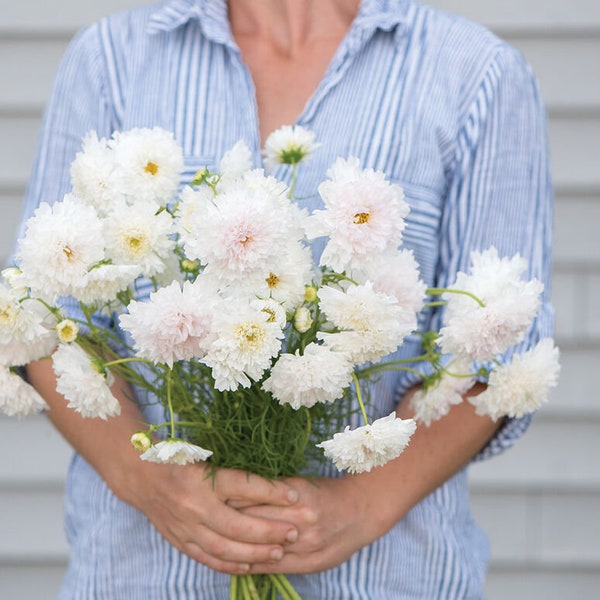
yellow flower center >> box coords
[0,305,16,326]
[62,245,76,262]
[265,272,280,288]
[144,161,159,176]
[353,212,370,224]
[56,319,79,343]
[124,233,149,257]
[235,323,265,351]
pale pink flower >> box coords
[438,248,544,361]
[119,280,216,367]
[262,343,354,409]
[182,184,302,285]
[202,300,284,391]
[0,287,57,366]
[410,359,475,426]
[317,412,417,474]
[306,157,409,272]
[317,283,416,363]
[140,439,213,464]
[103,200,175,277]
[0,367,48,417]
[16,195,105,300]
[469,338,560,420]
[70,131,123,215]
[352,249,427,314]
[52,343,120,419]
[110,127,184,204]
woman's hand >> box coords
[234,474,386,574]
[121,461,301,574]
[25,358,300,575]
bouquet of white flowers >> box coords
[1,125,560,599]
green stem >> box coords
[269,574,302,600]
[102,356,154,369]
[351,371,369,426]
[230,575,238,600]
[166,370,176,439]
[426,287,485,308]
[288,164,298,200]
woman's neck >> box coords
[228,0,360,56]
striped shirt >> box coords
[20,0,553,597]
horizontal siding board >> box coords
[485,568,600,600]
[6,0,600,33]
[469,418,600,489]
[507,36,600,111]
[0,192,23,267]
[471,490,600,564]
[0,416,72,485]
[429,0,600,31]
[0,39,68,110]
[0,0,148,33]
[554,196,600,265]
[0,564,66,599]
[0,489,69,559]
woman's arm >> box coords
[26,358,300,574]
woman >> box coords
[21,0,553,597]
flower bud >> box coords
[304,286,318,302]
[293,306,313,333]
[131,431,153,452]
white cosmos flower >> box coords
[202,301,284,391]
[352,249,427,314]
[251,297,287,330]
[183,184,301,285]
[119,280,217,367]
[70,131,123,215]
[103,201,175,277]
[317,283,416,364]
[317,412,417,474]
[438,248,544,361]
[0,367,48,417]
[140,439,212,464]
[410,359,475,426]
[469,338,560,420]
[218,140,253,186]
[16,195,105,300]
[52,343,121,419]
[306,157,409,272]
[263,343,353,409]
[110,127,184,204]
[0,287,57,366]
[263,125,319,171]
[73,264,141,305]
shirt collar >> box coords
[147,0,410,45]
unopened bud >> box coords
[293,306,313,333]
[304,286,317,302]
[131,432,152,452]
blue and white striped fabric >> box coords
[19,0,553,597]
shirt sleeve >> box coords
[14,22,121,330]
[436,44,554,461]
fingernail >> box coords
[285,529,298,543]
[270,548,284,561]
[287,489,299,503]
[238,563,251,573]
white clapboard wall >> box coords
[1,1,598,598]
